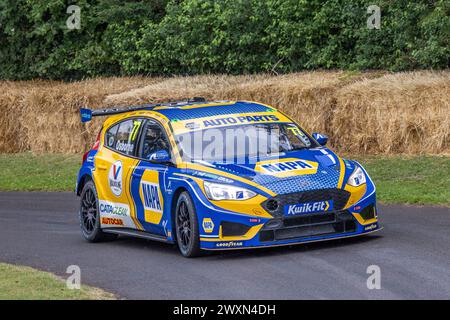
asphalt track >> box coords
[0,192,449,299]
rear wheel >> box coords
[79,180,117,242]
[175,192,201,257]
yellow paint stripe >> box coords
[182,162,276,197]
[353,212,378,226]
[173,173,273,218]
[128,164,144,231]
[337,157,346,189]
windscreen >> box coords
[175,122,317,163]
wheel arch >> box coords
[170,186,188,239]
[77,174,93,196]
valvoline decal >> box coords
[255,158,318,177]
[108,160,123,196]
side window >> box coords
[105,124,119,149]
[105,119,143,156]
[139,123,171,160]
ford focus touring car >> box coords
[76,98,380,257]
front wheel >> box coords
[79,180,117,242]
[175,191,201,257]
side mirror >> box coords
[312,132,328,146]
[148,150,171,163]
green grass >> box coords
[0,153,80,191]
[0,153,448,206]
[355,155,450,206]
[0,263,115,300]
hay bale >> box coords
[333,71,450,154]
[0,71,448,155]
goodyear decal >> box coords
[255,158,318,178]
[364,223,378,231]
[284,200,333,216]
[202,218,214,233]
[215,241,243,248]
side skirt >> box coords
[103,228,175,244]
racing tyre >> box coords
[79,180,118,242]
[175,191,201,257]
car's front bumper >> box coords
[195,181,379,250]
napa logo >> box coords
[285,200,333,215]
[141,182,162,213]
[255,158,318,177]
[108,161,123,196]
[202,218,214,233]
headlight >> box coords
[203,181,257,201]
[347,166,367,187]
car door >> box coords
[94,118,144,230]
[130,119,173,237]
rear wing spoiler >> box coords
[80,104,156,123]
[80,97,207,123]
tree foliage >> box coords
[0,0,448,80]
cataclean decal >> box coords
[99,202,129,216]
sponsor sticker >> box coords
[142,182,163,213]
[115,141,134,153]
[185,122,200,130]
[255,158,318,177]
[99,201,129,217]
[284,200,333,216]
[108,161,122,196]
[202,218,214,233]
[203,115,279,128]
[101,217,124,226]
[215,241,243,248]
[364,223,378,231]
[108,136,115,147]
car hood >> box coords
[189,147,352,195]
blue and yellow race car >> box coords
[76,98,380,257]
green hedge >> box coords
[0,0,448,80]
